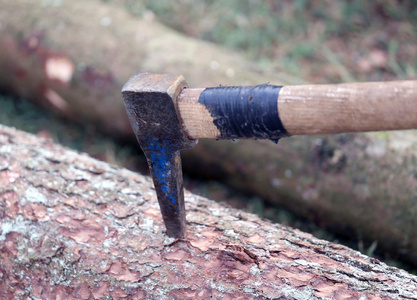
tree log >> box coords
[1,0,417,267]
[1,124,417,299]
[0,0,300,137]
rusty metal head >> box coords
[122,72,197,238]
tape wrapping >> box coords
[198,85,290,143]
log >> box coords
[1,0,417,266]
[0,0,301,137]
[1,124,417,299]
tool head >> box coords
[122,73,197,238]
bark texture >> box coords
[1,125,417,299]
[1,0,417,267]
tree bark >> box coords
[1,0,417,267]
[1,124,417,299]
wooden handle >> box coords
[177,88,220,139]
[177,80,417,139]
[279,80,417,135]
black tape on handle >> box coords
[199,85,290,143]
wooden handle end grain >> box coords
[177,80,417,140]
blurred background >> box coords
[1,0,416,272]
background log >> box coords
[1,0,417,267]
[1,124,417,299]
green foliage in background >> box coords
[119,0,417,82]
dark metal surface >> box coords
[122,73,197,238]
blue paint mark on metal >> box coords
[147,138,178,206]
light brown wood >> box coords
[279,80,417,135]
[177,80,417,138]
[177,88,220,139]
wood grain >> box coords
[177,88,220,139]
[177,80,417,138]
[279,80,417,135]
